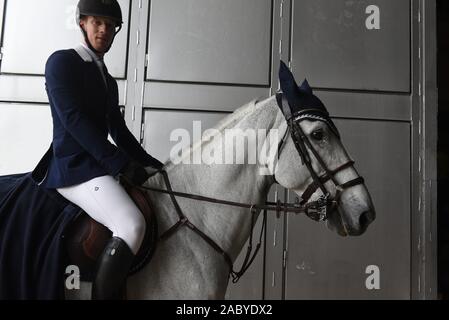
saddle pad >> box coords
[64,178,158,281]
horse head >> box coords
[273,61,375,236]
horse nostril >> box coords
[359,211,372,228]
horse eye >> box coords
[311,129,324,141]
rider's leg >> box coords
[57,175,146,299]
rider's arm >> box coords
[106,81,163,169]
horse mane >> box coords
[164,96,274,168]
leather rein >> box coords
[134,94,365,283]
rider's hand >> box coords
[120,161,150,186]
[148,157,164,170]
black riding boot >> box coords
[92,237,135,300]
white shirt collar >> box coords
[74,42,104,63]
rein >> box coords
[136,170,313,283]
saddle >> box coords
[63,178,158,281]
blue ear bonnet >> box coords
[277,61,340,138]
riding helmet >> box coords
[76,0,123,28]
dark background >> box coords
[437,0,449,299]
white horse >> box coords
[69,86,375,299]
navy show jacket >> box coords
[34,47,161,189]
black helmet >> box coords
[76,0,123,27]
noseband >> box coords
[275,93,365,222]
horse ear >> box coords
[278,60,301,113]
[299,79,313,94]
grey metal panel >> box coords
[145,82,270,112]
[285,119,411,299]
[147,0,272,85]
[116,80,127,106]
[270,0,290,97]
[0,0,130,78]
[0,103,52,175]
[409,0,421,298]
[410,0,438,299]
[142,109,228,163]
[291,0,410,92]
[264,185,287,299]
[225,212,265,300]
[0,76,127,105]
[316,90,411,121]
[0,76,47,102]
[0,0,4,43]
[420,0,438,299]
[124,0,148,138]
[117,80,128,106]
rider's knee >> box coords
[112,207,146,254]
[129,212,146,239]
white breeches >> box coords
[57,175,146,255]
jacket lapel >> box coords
[74,44,108,92]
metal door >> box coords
[291,0,410,92]
[262,0,437,299]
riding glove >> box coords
[149,158,164,170]
[120,161,151,186]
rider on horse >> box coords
[37,0,163,299]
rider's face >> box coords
[80,16,116,55]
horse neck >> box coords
[153,97,283,261]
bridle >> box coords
[275,93,365,222]
[134,93,365,282]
